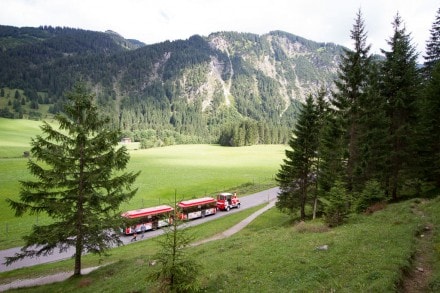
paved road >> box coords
[0,187,279,273]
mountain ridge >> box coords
[0,25,345,145]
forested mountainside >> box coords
[0,26,345,145]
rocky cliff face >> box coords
[153,31,343,118]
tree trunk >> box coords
[391,169,398,200]
[312,197,318,220]
[74,238,82,276]
[74,137,85,276]
[347,115,359,192]
[300,177,308,220]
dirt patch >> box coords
[399,223,434,292]
[365,201,387,214]
[77,277,93,288]
[294,221,330,233]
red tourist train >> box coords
[177,197,217,220]
[216,192,241,211]
[121,205,174,235]
[121,193,240,235]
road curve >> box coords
[0,187,279,273]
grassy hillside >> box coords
[0,118,285,249]
[2,197,439,292]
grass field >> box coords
[2,196,439,292]
[0,118,46,158]
[0,118,286,249]
[1,118,440,291]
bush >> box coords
[322,181,350,227]
[355,180,388,213]
[148,209,201,293]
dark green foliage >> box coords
[319,10,391,219]
[276,95,318,220]
[356,61,389,189]
[354,180,388,213]
[424,8,440,74]
[5,83,140,276]
[14,89,20,99]
[419,62,440,187]
[380,14,421,199]
[12,99,21,112]
[322,181,350,227]
[419,9,440,188]
[0,107,14,118]
[218,119,259,147]
[0,26,343,145]
[148,203,200,293]
[331,9,372,193]
[318,112,346,193]
[0,25,142,101]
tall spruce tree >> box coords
[424,7,440,75]
[419,7,440,188]
[5,83,140,276]
[331,9,372,192]
[313,87,330,218]
[419,62,440,187]
[356,61,389,188]
[380,14,421,199]
[318,109,346,192]
[276,95,318,220]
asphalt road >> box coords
[0,187,279,273]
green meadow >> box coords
[0,118,48,158]
[1,118,440,291]
[0,118,285,249]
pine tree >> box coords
[419,7,440,188]
[322,180,350,227]
[419,62,440,187]
[424,7,440,75]
[356,61,389,188]
[276,95,318,220]
[318,110,346,193]
[14,89,20,99]
[331,9,372,192]
[380,14,421,199]
[148,194,200,292]
[5,83,140,276]
[313,87,329,218]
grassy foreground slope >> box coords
[3,197,440,292]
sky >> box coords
[1,0,438,61]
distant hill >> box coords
[0,25,144,51]
[0,25,345,144]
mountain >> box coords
[0,26,345,145]
[104,30,146,50]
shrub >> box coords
[148,208,201,293]
[355,180,388,213]
[322,181,351,227]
